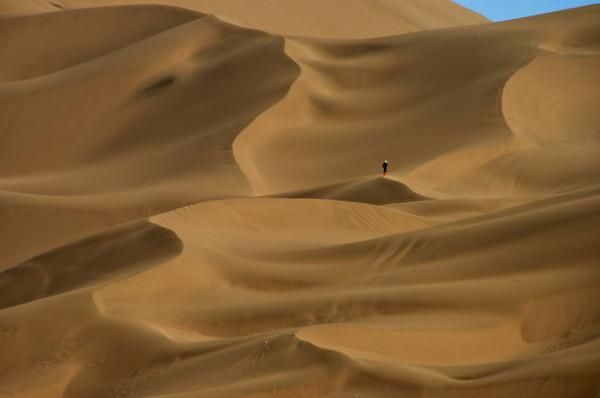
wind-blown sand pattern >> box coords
[0,1,599,397]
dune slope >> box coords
[1,0,488,37]
[0,2,599,398]
[0,6,298,267]
[235,6,600,197]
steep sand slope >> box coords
[0,5,199,81]
[234,6,600,197]
[0,2,599,398]
[0,6,298,267]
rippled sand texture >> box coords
[1,1,599,397]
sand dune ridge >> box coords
[0,2,599,397]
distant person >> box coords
[382,160,389,176]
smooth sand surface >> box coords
[0,1,599,397]
[1,0,488,37]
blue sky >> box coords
[454,0,599,21]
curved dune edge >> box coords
[0,0,489,37]
[234,6,600,198]
[0,5,299,268]
[0,5,204,82]
[232,26,526,196]
[493,6,600,197]
[3,188,599,396]
[0,3,599,398]
[295,321,532,365]
[272,176,429,205]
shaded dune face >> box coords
[0,6,201,81]
[2,191,599,397]
[0,7,298,178]
[235,7,600,197]
[0,0,61,16]
[234,28,531,194]
[0,6,299,267]
[0,221,182,309]
[0,2,599,398]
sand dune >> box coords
[236,6,600,197]
[1,0,488,37]
[0,5,298,267]
[0,0,60,15]
[274,176,428,205]
[0,1,599,397]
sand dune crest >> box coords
[0,2,599,397]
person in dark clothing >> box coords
[382,160,389,176]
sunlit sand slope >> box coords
[1,191,599,396]
[1,0,488,37]
[0,6,298,267]
[274,177,429,205]
[235,6,600,197]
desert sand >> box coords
[0,1,599,397]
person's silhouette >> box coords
[382,160,389,176]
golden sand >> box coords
[0,1,599,397]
